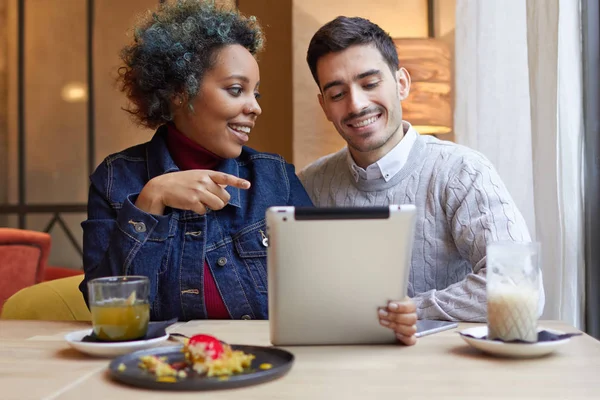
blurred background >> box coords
[0,0,456,269]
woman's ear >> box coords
[171,94,186,109]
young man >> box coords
[300,16,543,343]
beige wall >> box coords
[0,0,7,223]
[94,0,159,163]
[238,0,293,162]
[215,0,235,9]
[434,0,456,142]
[6,0,17,229]
[435,0,456,37]
[5,0,16,230]
[4,0,157,267]
[293,0,429,170]
[21,0,88,206]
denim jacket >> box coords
[79,126,313,321]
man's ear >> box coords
[318,93,332,122]
[396,67,411,101]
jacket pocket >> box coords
[233,220,268,293]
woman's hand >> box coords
[135,170,251,215]
[378,297,418,346]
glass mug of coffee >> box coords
[486,241,541,343]
[88,276,150,341]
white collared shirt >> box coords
[347,121,418,182]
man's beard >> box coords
[341,121,402,154]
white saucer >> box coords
[64,329,169,358]
[458,326,571,358]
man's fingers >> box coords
[208,172,251,189]
[387,299,416,314]
[379,309,418,326]
[378,311,417,334]
[378,303,418,340]
[379,319,417,337]
[395,333,417,346]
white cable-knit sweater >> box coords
[299,134,540,322]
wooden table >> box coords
[1,320,599,400]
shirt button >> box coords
[132,221,146,233]
[217,257,228,267]
[241,315,252,320]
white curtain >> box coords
[454,0,585,327]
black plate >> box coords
[108,344,294,391]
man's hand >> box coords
[378,297,418,346]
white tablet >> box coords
[266,205,417,345]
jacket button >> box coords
[241,315,252,320]
[217,257,228,267]
[131,221,146,233]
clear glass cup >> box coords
[486,241,541,343]
[88,276,150,341]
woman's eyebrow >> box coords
[222,74,250,82]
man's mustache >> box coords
[342,107,383,125]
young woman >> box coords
[80,0,312,321]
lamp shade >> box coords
[394,38,452,135]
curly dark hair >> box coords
[306,16,398,88]
[118,0,265,128]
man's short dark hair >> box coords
[306,16,399,87]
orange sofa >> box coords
[0,228,83,310]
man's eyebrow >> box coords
[322,80,343,92]
[322,69,382,92]
[355,69,381,80]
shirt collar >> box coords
[347,121,418,183]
